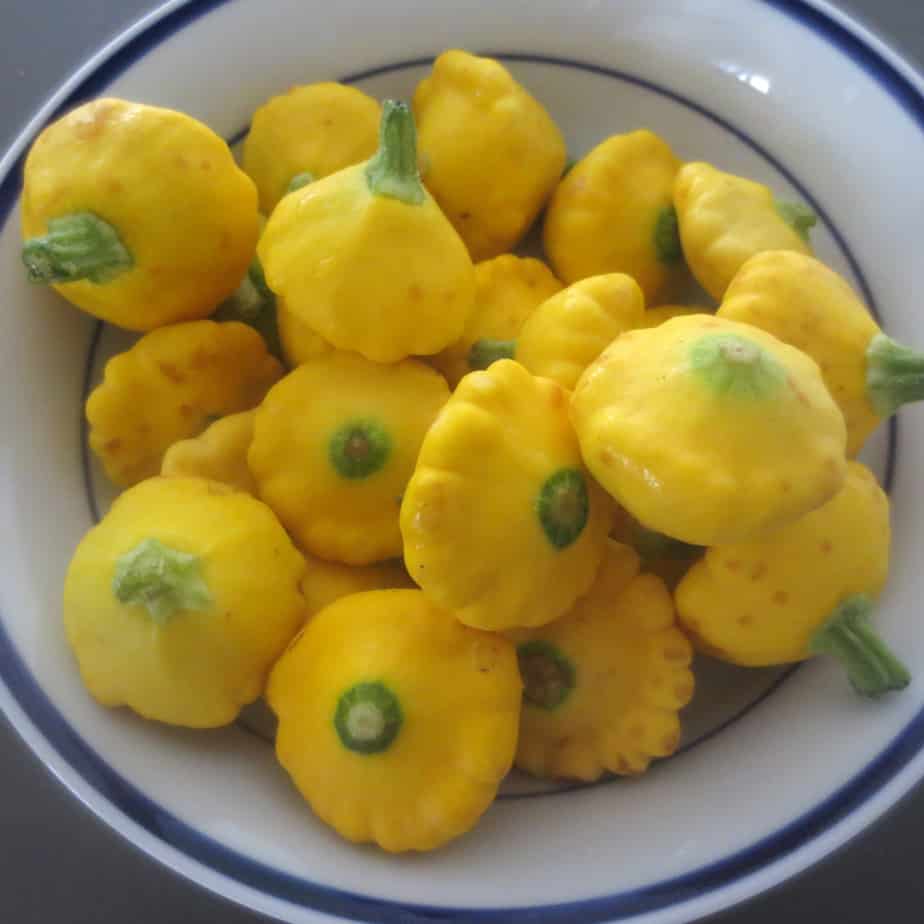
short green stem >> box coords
[517,641,576,710]
[22,212,133,285]
[809,594,910,698]
[536,468,590,550]
[112,538,212,624]
[866,333,924,418]
[468,338,516,371]
[365,100,425,205]
[653,205,683,265]
[286,171,315,194]
[213,256,282,357]
[334,681,403,754]
[689,333,785,399]
[329,419,391,479]
[775,200,817,243]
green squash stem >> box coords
[112,538,212,624]
[689,333,785,399]
[22,212,133,285]
[286,171,315,194]
[468,338,516,371]
[365,100,425,205]
[809,594,910,698]
[866,333,924,418]
[213,255,282,358]
[774,200,817,242]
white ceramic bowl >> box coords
[2,1,924,921]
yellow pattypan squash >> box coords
[676,462,908,697]
[673,162,815,300]
[413,50,566,260]
[242,82,380,214]
[161,409,257,494]
[21,98,258,330]
[87,320,283,487]
[570,314,847,546]
[543,129,684,302]
[64,476,306,727]
[267,589,521,852]
[400,359,611,631]
[516,273,645,390]
[259,100,475,363]
[430,254,562,387]
[719,250,924,456]
[300,554,414,617]
[276,296,333,368]
[249,351,450,564]
[510,541,693,779]
[636,304,709,329]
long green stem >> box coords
[809,594,910,698]
[22,212,133,284]
[866,333,924,418]
[365,100,425,205]
[774,200,817,242]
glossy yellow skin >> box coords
[430,254,562,387]
[267,589,521,852]
[64,477,306,727]
[87,321,283,488]
[259,157,475,363]
[249,352,450,564]
[22,98,258,330]
[517,274,646,390]
[300,554,414,617]
[276,296,333,368]
[543,130,683,302]
[636,305,708,329]
[719,251,881,456]
[413,50,567,260]
[675,462,889,666]
[161,410,257,494]
[510,542,693,780]
[401,359,611,631]
[242,83,380,214]
[674,162,812,301]
[571,315,847,546]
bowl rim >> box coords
[2,1,924,922]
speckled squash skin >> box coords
[570,314,847,545]
[675,462,889,666]
[267,589,521,852]
[87,321,282,487]
[510,541,694,780]
[22,98,259,329]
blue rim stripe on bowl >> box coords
[0,0,918,920]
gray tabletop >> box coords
[2,2,924,922]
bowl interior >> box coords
[1,1,924,922]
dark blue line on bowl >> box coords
[0,0,919,920]
[81,323,104,524]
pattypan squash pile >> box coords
[33,49,918,854]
